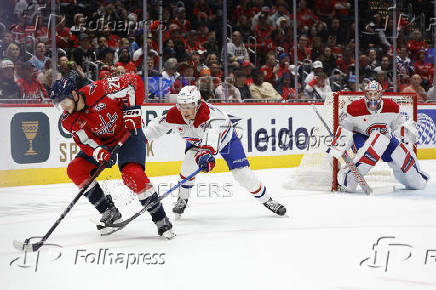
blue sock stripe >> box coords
[181,184,194,189]
[255,188,266,198]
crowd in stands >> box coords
[0,0,435,104]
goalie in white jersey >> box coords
[327,81,430,192]
[145,85,286,217]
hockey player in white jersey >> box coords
[145,85,286,217]
[327,81,429,192]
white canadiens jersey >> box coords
[144,101,233,154]
[340,98,405,136]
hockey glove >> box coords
[394,120,418,144]
[195,150,215,173]
[326,126,354,159]
[326,146,345,159]
[123,106,143,130]
[93,146,117,168]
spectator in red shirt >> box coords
[402,74,427,101]
[241,60,255,86]
[413,49,434,87]
[253,13,274,50]
[232,0,253,22]
[197,23,209,46]
[297,0,319,31]
[314,0,336,21]
[172,7,191,37]
[193,0,216,24]
[101,24,120,49]
[334,0,351,19]
[209,62,223,87]
[277,53,291,79]
[115,47,137,74]
[55,16,74,48]
[277,72,297,101]
[336,47,355,73]
[290,35,312,62]
[375,71,391,91]
[260,52,279,86]
[407,30,428,61]
[16,61,48,103]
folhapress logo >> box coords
[9,244,63,272]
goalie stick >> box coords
[13,132,131,252]
[96,167,202,233]
[312,105,373,195]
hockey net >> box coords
[285,91,417,192]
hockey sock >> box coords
[140,192,167,223]
[231,167,270,203]
[84,182,110,213]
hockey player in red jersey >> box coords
[51,75,175,238]
[327,81,429,192]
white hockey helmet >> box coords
[176,85,201,108]
[364,80,383,111]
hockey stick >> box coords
[13,132,131,252]
[96,167,202,231]
[312,105,373,195]
[98,115,237,231]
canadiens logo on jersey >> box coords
[95,113,118,135]
[366,123,388,135]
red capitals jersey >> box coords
[61,74,144,157]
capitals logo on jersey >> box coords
[95,112,118,135]
[366,123,388,135]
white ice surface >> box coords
[1,161,436,290]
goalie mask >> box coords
[176,85,202,121]
[364,80,383,112]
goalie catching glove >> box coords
[195,150,216,173]
[123,106,143,130]
[326,126,354,159]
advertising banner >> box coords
[1,103,435,187]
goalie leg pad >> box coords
[338,132,390,192]
[178,149,198,200]
[353,132,390,166]
[231,167,270,203]
[389,144,429,190]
